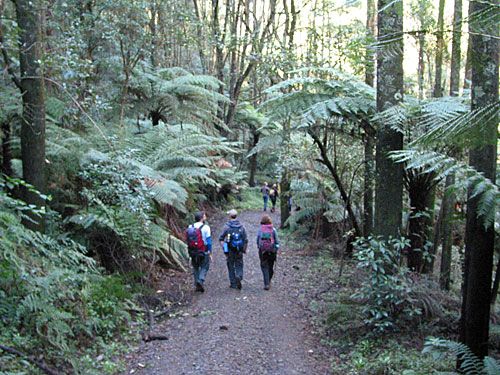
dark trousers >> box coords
[191,254,210,285]
[259,251,276,286]
[226,250,244,286]
[270,197,277,211]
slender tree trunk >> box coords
[433,0,446,97]
[374,0,404,238]
[248,130,259,187]
[16,0,47,231]
[449,0,462,96]
[440,0,462,290]
[440,174,455,290]
[280,119,291,228]
[491,257,500,305]
[364,0,376,87]
[459,0,498,359]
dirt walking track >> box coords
[125,210,331,375]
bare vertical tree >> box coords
[374,0,404,237]
[440,0,462,290]
[363,0,376,236]
[460,0,498,359]
[433,0,446,97]
[15,0,47,231]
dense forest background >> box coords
[0,0,498,373]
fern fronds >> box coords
[391,149,498,229]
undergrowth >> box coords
[285,232,460,375]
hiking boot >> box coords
[264,284,270,290]
[236,278,242,290]
[230,284,238,289]
[195,282,204,292]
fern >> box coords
[423,337,500,375]
[391,149,498,229]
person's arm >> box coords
[273,228,280,249]
[203,226,212,253]
[243,227,248,252]
[256,228,261,246]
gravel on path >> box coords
[125,210,331,375]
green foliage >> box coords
[391,149,499,230]
[423,337,500,374]
[0,177,133,373]
[352,236,422,331]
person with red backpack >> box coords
[186,211,212,292]
[219,209,248,289]
[256,215,280,290]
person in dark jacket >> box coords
[219,209,248,289]
[269,184,279,212]
[256,214,279,290]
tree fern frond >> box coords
[391,149,498,229]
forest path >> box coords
[125,210,330,375]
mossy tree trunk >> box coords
[16,0,47,231]
[374,0,404,238]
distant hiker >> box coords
[269,184,279,213]
[256,215,280,290]
[287,194,293,212]
[261,182,270,211]
[186,211,212,292]
[219,209,248,289]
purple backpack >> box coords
[258,224,275,252]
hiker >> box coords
[186,211,212,292]
[219,209,248,289]
[261,182,270,211]
[256,214,280,290]
[269,184,279,212]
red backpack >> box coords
[258,224,275,252]
[186,224,206,256]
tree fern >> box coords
[423,337,500,374]
[390,149,498,229]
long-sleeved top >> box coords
[256,225,280,249]
[219,219,248,251]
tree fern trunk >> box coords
[1,121,13,176]
[460,0,498,359]
[248,130,259,187]
[16,0,47,231]
[374,0,404,238]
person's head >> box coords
[227,209,238,219]
[194,211,206,223]
[264,182,268,186]
[261,214,272,225]
[272,184,277,188]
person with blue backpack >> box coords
[186,211,212,292]
[256,214,280,290]
[219,209,248,289]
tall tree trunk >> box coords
[433,0,446,97]
[248,130,259,187]
[440,174,456,289]
[363,0,376,236]
[440,0,462,290]
[363,133,375,236]
[16,0,47,231]
[449,0,462,96]
[374,0,404,238]
[280,119,291,228]
[364,0,376,87]
[459,0,498,359]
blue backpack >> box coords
[227,226,245,252]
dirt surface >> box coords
[124,210,331,375]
